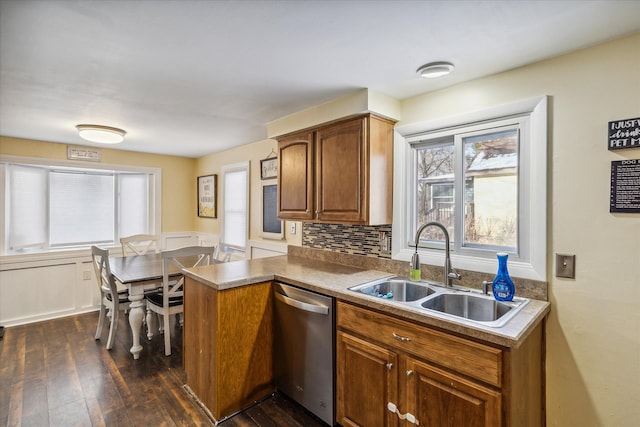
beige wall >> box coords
[195,138,302,246]
[400,33,640,426]
[0,136,197,232]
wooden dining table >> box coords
[109,252,195,359]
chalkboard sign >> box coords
[610,160,640,213]
[262,183,283,238]
[608,117,640,150]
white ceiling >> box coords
[1,1,639,158]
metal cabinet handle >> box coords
[406,370,413,376]
[386,363,393,371]
[392,332,411,342]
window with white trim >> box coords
[221,161,249,250]
[394,96,547,281]
[0,156,160,254]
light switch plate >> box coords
[556,254,576,278]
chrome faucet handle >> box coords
[482,280,491,295]
[448,268,461,281]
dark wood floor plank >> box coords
[0,311,328,427]
[245,404,278,427]
[19,378,49,425]
[48,397,92,427]
[6,380,24,427]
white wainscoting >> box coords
[0,232,217,327]
[247,240,288,259]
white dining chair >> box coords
[120,234,160,256]
[145,245,216,356]
[91,245,131,350]
[215,242,244,262]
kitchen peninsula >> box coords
[182,248,550,426]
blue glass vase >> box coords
[492,252,515,302]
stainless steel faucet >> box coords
[413,221,461,287]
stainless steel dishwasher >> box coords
[273,282,335,426]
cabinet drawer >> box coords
[337,301,503,387]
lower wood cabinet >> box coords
[406,357,502,427]
[336,301,543,427]
[183,277,274,421]
[337,332,399,427]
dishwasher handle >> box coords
[274,291,329,315]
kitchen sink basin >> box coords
[420,293,512,321]
[350,278,435,302]
[350,277,529,327]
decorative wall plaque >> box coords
[608,117,640,150]
[610,160,640,213]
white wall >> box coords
[399,33,640,427]
[0,231,215,326]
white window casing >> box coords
[392,96,547,281]
[0,154,161,255]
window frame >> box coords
[0,154,161,256]
[392,96,547,281]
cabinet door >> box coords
[406,357,502,427]
[315,117,367,223]
[277,132,314,220]
[336,331,399,427]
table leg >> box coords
[128,293,145,359]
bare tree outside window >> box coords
[415,128,519,252]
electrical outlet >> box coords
[556,254,576,278]
[290,223,296,235]
[83,270,92,280]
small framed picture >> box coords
[260,157,278,180]
[197,174,217,218]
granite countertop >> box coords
[183,254,550,349]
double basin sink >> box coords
[349,277,529,328]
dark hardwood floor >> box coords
[0,311,328,427]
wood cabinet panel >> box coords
[184,278,274,421]
[407,357,502,427]
[337,301,503,387]
[337,331,398,427]
[316,118,366,222]
[277,132,314,220]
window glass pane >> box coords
[463,128,519,251]
[416,142,455,243]
[9,165,47,249]
[119,174,149,237]
[50,171,114,246]
[223,169,247,247]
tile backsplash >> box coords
[302,223,392,258]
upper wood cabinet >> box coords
[277,114,395,224]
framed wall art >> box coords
[197,174,217,218]
[260,157,278,180]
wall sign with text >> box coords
[197,174,217,218]
[608,117,640,150]
[610,160,640,213]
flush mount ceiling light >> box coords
[416,61,455,79]
[76,124,126,144]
